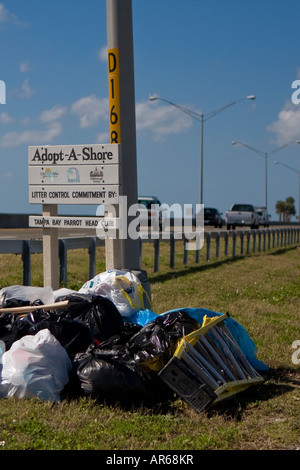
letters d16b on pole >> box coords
[108,48,121,144]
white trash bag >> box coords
[79,270,151,317]
[0,285,54,307]
[0,329,72,402]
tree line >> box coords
[275,196,296,222]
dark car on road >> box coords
[204,207,223,228]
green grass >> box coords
[0,239,299,450]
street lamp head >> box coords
[149,94,159,101]
[246,95,256,100]
[231,141,238,145]
[296,140,300,144]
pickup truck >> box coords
[225,204,260,230]
[255,207,270,227]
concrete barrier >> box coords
[0,214,30,228]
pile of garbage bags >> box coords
[0,270,268,405]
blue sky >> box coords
[1,0,300,220]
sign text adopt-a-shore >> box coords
[28,143,120,289]
[28,144,120,205]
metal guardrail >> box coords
[0,227,299,287]
[0,237,105,286]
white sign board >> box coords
[29,185,119,205]
[28,144,120,204]
[29,215,118,230]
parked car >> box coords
[204,207,223,228]
[225,203,260,230]
[138,196,167,229]
[255,207,270,227]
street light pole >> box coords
[274,160,300,221]
[200,117,204,205]
[149,94,256,205]
[231,141,296,213]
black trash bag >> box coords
[0,301,46,348]
[127,310,200,373]
[0,304,64,351]
[27,317,93,357]
[0,308,93,356]
[0,313,27,350]
[71,340,151,403]
[55,292,124,343]
[0,298,45,309]
[0,311,47,350]
[118,321,143,344]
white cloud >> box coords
[39,105,67,123]
[20,61,31,73]
[267,101,300,145]
[0,111,13,124]
[0,3,28,26]
[136,100,194,141]
[19,79,35,99]
[0,93,196,149]
[0,122,62,147]
[9,79,35,100]
[0,3,14,23]
[21,117,31,125]
[96,131,110,143]
[98,45,107,62]
[0,103,66,147]
[71,95,108,128]
[0,171,12,178]
[70,97,196,139]
[70,94,196,139]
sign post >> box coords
[42,204,59,290]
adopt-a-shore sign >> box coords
[28,143,120,204]
[28,143,120,289]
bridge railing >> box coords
[0,227,299,287]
